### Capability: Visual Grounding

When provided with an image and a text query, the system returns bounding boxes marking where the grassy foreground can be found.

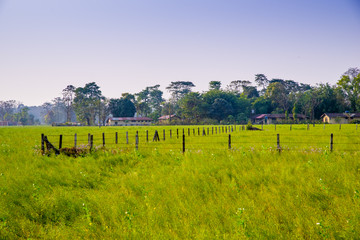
[0,126,360,239]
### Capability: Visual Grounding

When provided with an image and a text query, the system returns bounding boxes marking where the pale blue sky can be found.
[0,0,359,106]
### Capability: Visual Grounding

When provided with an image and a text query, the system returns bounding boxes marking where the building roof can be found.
[158,114,177,120]
[109,117,152,121]
[321,113,360,118]
[252,114,306,119]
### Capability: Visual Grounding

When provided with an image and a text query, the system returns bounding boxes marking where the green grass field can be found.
[1,124,360,239]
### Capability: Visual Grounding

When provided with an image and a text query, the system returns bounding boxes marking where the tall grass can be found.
[0,125,359,238]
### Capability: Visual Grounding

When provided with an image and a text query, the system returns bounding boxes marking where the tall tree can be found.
[179,92,204,122]
[0,100,17,121]
[41,102,55,124]
[135,85,164,117]
[254,74,269,92]
[52,97,66,123]
[265,82,289,112]
[166,81,195,101]
[62,85,76,122]
[337,67,360,112]
[73,82,104,125]
[227,80,251,95]
[209,81,221,91]
[109,98,136,117]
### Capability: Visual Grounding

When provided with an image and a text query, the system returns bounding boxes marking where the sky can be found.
[0,0,359,106]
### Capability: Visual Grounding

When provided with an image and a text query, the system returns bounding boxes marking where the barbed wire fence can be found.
[40,124,360,155]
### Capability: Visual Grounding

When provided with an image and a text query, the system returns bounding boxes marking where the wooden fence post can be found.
[277,134,281,153]
[163,129,165,141]
[188,128,190,136]
[170,129,172,139]
[212,127,214,135]
[330,133,333,152]
[203,127,206,136]
[115,132,118,144]
[41,134,45,153]
[307,124,309,130]
[90,135,93,151]
[135,131,139,150]
[102,133,105,147]
[198,127,200,135]
[177,129,179,139]
[59,135,63,150]
[215,127,217,134]
[290,124,292,131]
[228,134,231,150]
[207,127,209,135]
[126,132,129,144]
[339,124,341,130]
[74,133,77,148]
[182,133,185,154]
[88,133,91,145]
[146,130,149,142]
[193,128,195,136]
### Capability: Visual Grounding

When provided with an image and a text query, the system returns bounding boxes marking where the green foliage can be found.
[246,120,252,130]
[337,68,360,112]
[109,98,136,117]
[73,82,105,126]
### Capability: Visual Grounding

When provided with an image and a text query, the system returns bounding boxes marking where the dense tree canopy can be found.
[3,67,359,125]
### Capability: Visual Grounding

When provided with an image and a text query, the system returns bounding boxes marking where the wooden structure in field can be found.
[107,117,152,126]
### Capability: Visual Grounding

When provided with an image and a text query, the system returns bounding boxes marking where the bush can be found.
[246,120,253,130]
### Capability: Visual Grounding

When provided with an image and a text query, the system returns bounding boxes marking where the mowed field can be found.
[0,124,360,239]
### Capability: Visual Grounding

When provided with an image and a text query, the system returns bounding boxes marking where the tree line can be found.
[1,67,359,125]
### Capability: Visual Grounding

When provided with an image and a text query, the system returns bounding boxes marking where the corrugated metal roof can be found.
[109,117,152,121]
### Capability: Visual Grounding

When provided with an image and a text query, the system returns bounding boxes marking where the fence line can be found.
[41,130,360,155]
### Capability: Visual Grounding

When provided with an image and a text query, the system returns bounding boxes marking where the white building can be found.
[107,117,153,126]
